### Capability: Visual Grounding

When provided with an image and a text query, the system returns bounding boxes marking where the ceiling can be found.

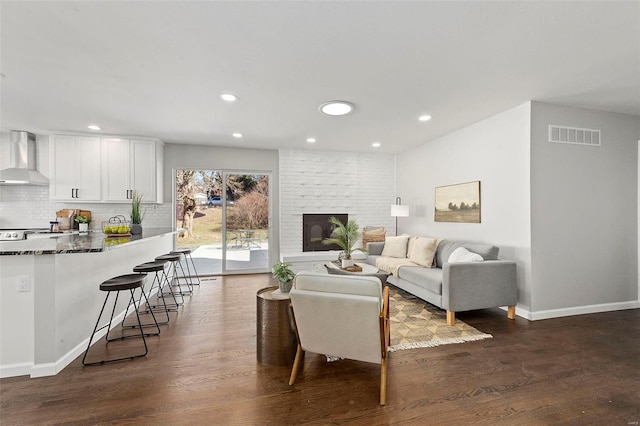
[1,1,638,154]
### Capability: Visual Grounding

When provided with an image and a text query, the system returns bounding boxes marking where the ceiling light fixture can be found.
[372,142,381,148]
[419,114,432,122]
[319,101,354,116]
[232,133,243,138]
[87,125,101,130]
[221,93,238,102]
[306,138,316,143]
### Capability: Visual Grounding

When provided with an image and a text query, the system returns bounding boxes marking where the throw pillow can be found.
[406,235,418,258]
[381,235,410,258]
[448,246,484,263]
[409,237,438,267]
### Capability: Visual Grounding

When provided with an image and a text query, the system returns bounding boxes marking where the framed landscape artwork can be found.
[434,181,481,223]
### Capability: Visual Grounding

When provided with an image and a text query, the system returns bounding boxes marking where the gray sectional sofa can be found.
[366,239,517,325]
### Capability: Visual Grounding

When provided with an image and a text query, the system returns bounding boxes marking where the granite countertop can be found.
[0,228,177,256]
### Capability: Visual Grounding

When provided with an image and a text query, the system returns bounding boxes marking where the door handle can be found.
[75,188,79,198]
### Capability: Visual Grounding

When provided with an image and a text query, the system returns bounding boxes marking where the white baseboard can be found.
[0,362,33,379]
[509,300,640,321]
[28,287,164,378]
[30,309,128,378]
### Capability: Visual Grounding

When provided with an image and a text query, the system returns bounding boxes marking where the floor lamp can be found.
[390,197,409,236]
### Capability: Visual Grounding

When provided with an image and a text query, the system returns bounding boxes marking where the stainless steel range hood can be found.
[0,131,49,186]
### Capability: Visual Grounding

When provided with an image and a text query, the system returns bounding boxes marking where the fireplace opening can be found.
[303,214,348,252]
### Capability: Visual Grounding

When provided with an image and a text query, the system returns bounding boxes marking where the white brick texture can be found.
[278,149,396,254]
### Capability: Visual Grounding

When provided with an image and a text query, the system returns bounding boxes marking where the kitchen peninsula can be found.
[0,229,176,378]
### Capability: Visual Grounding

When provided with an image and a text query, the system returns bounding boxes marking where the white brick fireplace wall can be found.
[278,148,396,261]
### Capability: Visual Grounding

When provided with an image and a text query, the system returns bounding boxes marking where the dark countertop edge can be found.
[0,229,178,256]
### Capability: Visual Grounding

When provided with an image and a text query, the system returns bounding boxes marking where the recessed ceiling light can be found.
[306,138,316,143]
[372,142,381,148]
[419,114,432,122]
[88,125,101,130]
[232,133,243,138]
[221,93,238,102]
[319,101,354,116]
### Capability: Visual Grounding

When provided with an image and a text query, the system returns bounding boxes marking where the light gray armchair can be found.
[288,271,390,405]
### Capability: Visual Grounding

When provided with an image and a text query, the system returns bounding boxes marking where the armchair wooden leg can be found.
[289,345,304,385]
[446,311,455,326]
[507,305,516,320]
[380,357,387,406]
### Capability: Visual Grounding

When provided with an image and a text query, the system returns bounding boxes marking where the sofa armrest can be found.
[442,260,517,312]
[366,242,385,256]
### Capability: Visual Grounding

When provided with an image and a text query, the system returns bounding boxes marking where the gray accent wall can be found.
[530,102,639,313]
[397,101,640,319]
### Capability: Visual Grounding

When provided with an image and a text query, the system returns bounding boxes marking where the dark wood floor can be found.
[1,274,639,425]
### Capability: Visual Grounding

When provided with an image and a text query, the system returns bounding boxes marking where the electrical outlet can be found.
[17,275,30,292]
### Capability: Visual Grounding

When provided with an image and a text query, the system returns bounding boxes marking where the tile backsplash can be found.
[0,185,173,229]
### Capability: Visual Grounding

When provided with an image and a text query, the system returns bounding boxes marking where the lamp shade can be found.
[390,204,409,217]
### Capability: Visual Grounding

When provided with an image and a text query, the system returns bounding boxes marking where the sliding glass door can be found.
[175,170,270,275]
[223,173,270,272]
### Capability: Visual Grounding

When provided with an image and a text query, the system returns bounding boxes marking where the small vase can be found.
[341,258,354,268]
[279,280,293,294]
[131,224,143,235]
[78,223,89,233]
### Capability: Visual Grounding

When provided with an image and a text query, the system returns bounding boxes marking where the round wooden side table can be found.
[256,286,297,366]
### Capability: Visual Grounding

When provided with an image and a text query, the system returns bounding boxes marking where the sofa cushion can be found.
[397,266,443,295]
[436,240,499,267]
[365,241,385,256]
[408,237,438,267]
[436,240,461,268]
[448,246,483,263]
[462,243,499,260]
[365,254,380,266]
[381,235,410,258]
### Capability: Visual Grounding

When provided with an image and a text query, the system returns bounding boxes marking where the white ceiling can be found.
[1,1,639,154]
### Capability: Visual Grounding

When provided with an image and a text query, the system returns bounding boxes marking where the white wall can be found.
[530,102,639,316]
[278,149,396,254]
[396,103,533,312]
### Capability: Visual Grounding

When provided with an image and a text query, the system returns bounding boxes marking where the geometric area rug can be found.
[388,286,492,352]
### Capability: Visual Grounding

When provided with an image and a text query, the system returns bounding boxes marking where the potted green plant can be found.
[130,191,146,235]
[322,216,365,268]
[74,214,91,233]
[272,261,296,293]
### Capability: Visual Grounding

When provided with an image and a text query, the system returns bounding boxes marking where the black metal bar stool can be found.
[82,274,160,366]
[170,248,201,286]
[155,253,192,297]
[129,261,174,325]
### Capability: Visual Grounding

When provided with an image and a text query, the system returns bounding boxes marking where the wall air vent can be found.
[549,125,600,146]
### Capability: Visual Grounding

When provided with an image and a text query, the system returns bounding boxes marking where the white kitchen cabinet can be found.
[49,135,101,201]
[101,138,163,203]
